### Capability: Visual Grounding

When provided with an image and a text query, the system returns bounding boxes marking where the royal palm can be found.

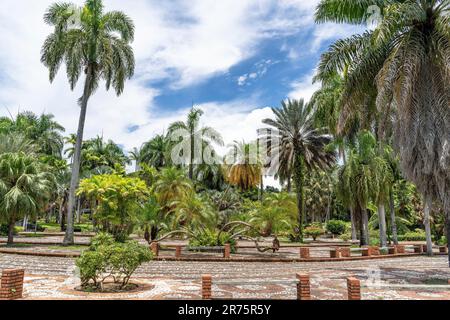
[41,0,135,244]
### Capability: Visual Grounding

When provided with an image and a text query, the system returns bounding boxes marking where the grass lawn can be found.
[0,243,33,248]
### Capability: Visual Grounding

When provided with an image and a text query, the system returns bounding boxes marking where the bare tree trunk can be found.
[389,191,398,245]
[423,193,434,256]
[378,202,388,247]
[64,66,93,245]
[350,207,357,241]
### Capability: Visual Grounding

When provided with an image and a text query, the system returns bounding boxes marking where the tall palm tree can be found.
[168,108,224,180]
[315,0,449,257]
[41,0,135,244]
[0,153,54,244]
[224,140,262,191]
[337,131,394,246]
[261,99,336,241]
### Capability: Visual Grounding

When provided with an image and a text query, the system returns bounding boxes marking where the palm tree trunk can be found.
[293,154,304,242]
[76,197,81,224]
[64,66,93,245]
[325,192,332,223]
[259,176,264,202]
[22,215,28,231]
[446,211,450,267]
[287,177,292,192]
[7,217,15,246]
[189,133,194,180]
[350,207,357,241]
[423,193,433,256]
[389,191,398,245]
[361,207,369,246]
[343,147,357,241]
[378,202,388,247]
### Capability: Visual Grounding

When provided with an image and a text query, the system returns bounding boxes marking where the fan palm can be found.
[168,108,224,179]
[0,133,36,155]
[0,153,55,244]
[41,0,135,244]
[315,0,449,256]
[261,99,336,241]
[0,111,65,157]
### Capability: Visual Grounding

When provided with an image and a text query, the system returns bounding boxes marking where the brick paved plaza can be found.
[1,253,449,300]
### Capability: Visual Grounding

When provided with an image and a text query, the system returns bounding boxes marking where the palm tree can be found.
[224,140,262,191]
[337,131,394,246]
[0,111,65,157]
[64,134,77,164]
[41,0,135,245]
[249,192,296,236]
[141,134,172,170]
[129,147,144,172]
[194,162,226,190]
[153,167,193,213]
[172,194,217,230]
[337,133,374,246]
[315,0,449,257]
[168,107,224,179]
[139,195,165,242]
[0,133,36,155]
[0,153,54,244]
[261,99,336,241]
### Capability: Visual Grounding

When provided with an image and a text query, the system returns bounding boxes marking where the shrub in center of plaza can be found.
[326,220,348,236]
[76,233,153,292]
[304,226,325,241]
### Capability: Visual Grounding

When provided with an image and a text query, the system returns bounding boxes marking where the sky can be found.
[0,0,363,182]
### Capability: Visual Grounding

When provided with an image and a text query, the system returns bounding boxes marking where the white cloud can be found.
[0,0,357,183]
[237,75,249,86]
[288,71,321,102]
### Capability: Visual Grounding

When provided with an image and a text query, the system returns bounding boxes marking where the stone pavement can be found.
[0,254,449,300]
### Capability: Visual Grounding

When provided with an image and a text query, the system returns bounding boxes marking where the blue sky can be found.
[0,0,363,153]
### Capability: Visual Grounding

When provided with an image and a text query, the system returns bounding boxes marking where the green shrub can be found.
[398,229,427,241]
[189,229,237,253]
[304,226,325,241]
[438,237,447,246]
[76,233,153,290]
[339,233,351,241]
[0,225,18,236]
[326,220,347,235]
